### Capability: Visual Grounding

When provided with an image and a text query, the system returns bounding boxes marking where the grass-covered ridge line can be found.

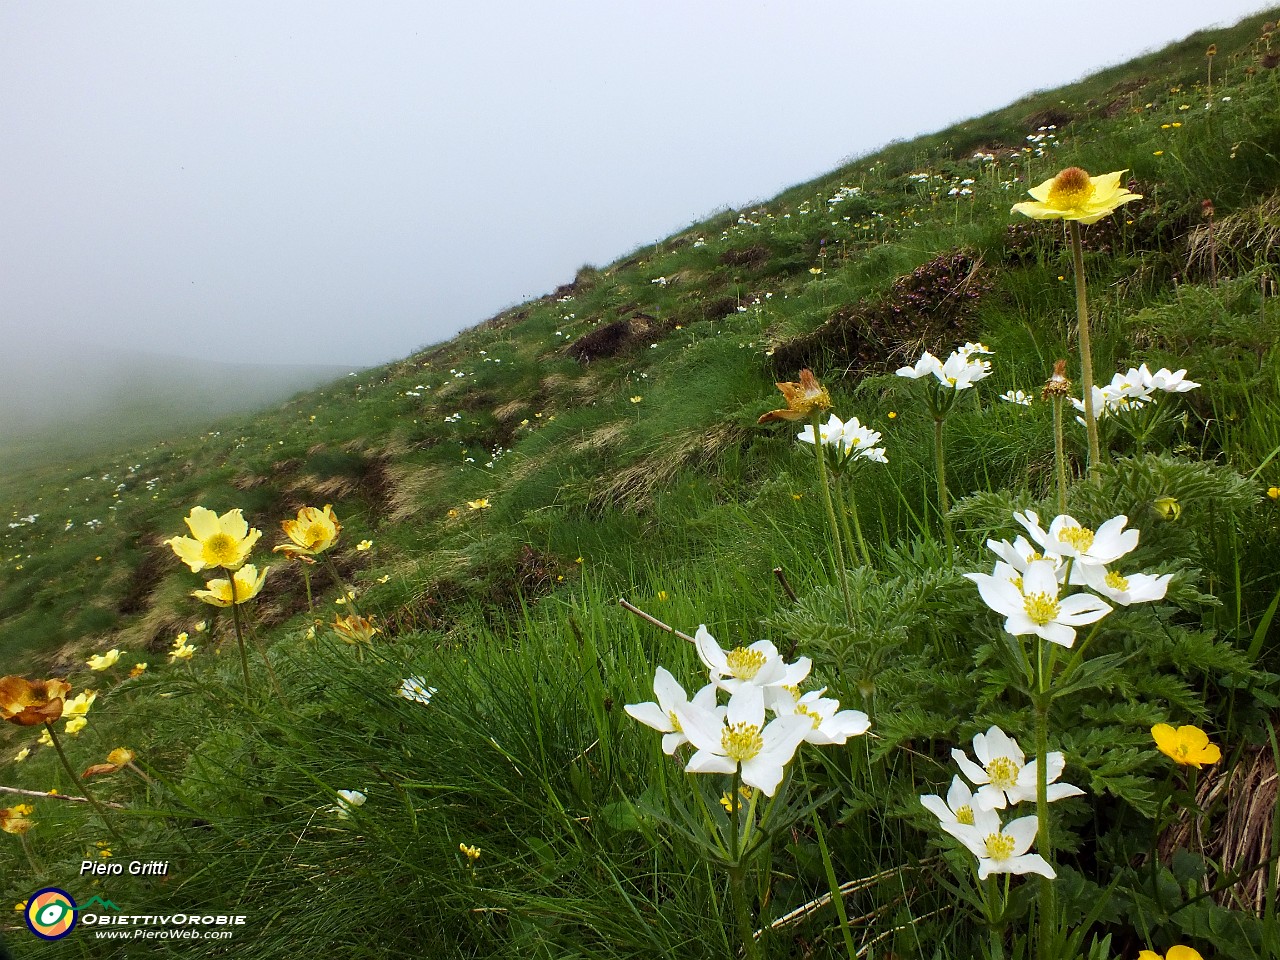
[5,10,1280,958]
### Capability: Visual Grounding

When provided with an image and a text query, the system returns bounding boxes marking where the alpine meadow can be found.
[9,11,1280,960]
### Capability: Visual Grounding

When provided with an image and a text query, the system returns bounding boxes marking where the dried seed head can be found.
[1041,359,1073,400]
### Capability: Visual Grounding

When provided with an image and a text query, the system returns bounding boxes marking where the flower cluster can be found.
[1071,364,1199,422]
[166,507,269,607]
[797,414,888,468]
[922,726,1082,878]
[896,342,993,393]
[625,626,868,796]
[967,510,1171,648]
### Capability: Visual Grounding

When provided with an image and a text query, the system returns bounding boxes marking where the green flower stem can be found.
[45,722,124,845]
[933,415,954,555]
[984,874,1007,960]
[227,575,253,691]
[1069,221,1101,472]
[322,554,363,618]
[1052,395,1068,514]
[301,564,313,612]
[811,411,854,622]
[834,472,873,568]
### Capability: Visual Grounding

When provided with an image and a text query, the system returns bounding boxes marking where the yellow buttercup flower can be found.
[169,642,197,663]
[1138,948,1204,960]
[357,539,373,551]
[467,499,491,510]
[1268,486,1280,500]
[62,690,96,720]
[64,716,88,735]
[192,564,268,607]
[758,369,832,423]
[14,747,30,762]
[1011,167,1142,225]
[129,662,148,678]
[1152,723,1221,768]
[86,649,121,671]
[166,506,261,572]
[276,504,342,557]
[83,747,136,779]
[460,842,481,862]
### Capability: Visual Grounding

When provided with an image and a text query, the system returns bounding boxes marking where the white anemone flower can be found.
[938,349,991,390]
[1014,510,1140,569]
[1143,366,1199,393]
[999,390,1033,406]
[625,666,722,755]
[694,625,811,694]
[797,413,847,448]
[397,676,437,705]
[948,806,1056,879]
[328,789,367,819]
[771,688,870,745]
[895,351,945,381]
[674,685,812,796]
[1078,564,1173,606]
[967,558,1111,647]
[951,726,1085,810]
[921,775,981,832]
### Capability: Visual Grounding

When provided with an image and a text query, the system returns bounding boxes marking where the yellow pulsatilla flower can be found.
[0,804,36,835]
[467,499,490,510]
[1011,167,1142,225]
[64,717,87,735]
[1152,723,1221,768]
[83,747,136,779]
[129,662,148,678]
[1139,948,1204,960]
[166,506,261,572]
[460,843,481,862]
[0,676,71,726]
[276,504,342,558]
[14,747,30,762]
[757,369,832,423]
[192,564,269,607]
[86,649,121,671]
[332,614,380,645]
[1153,497,1181,521]
[356,539,373,551]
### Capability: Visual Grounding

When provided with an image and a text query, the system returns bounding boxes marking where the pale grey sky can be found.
[1,1,1271,370]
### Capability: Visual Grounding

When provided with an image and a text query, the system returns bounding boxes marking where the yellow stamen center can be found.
[1023,592,1060,626]
[986,756,1021,789]
[304,523,330,547]
[721,722,764,762]
[985,832,1016,860]
[1105,570,1129,592]
[797,704,823,729]
[1009,574,1024,591]
[203,533,239,566]
[1047,167,1095,211]
[1058,525,1095,553]
[668,711,683,734]
[725,647,767,680]
[955,805,975,825]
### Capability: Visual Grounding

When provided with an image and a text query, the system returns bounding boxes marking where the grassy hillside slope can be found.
[5,11,1280,958]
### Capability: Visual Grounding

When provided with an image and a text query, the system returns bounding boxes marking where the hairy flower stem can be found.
[1052,395,1068,514]
[227,576,252,691]
[301,566,313,612]
[811,411,854,622]
[1069,221,1101,472]
[45,722,124,845]
[727,769,762,960]
[933,416,954,557]
[1035,639,1054,960]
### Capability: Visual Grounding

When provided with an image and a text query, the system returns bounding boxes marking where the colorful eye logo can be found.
[25,887,78,941]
